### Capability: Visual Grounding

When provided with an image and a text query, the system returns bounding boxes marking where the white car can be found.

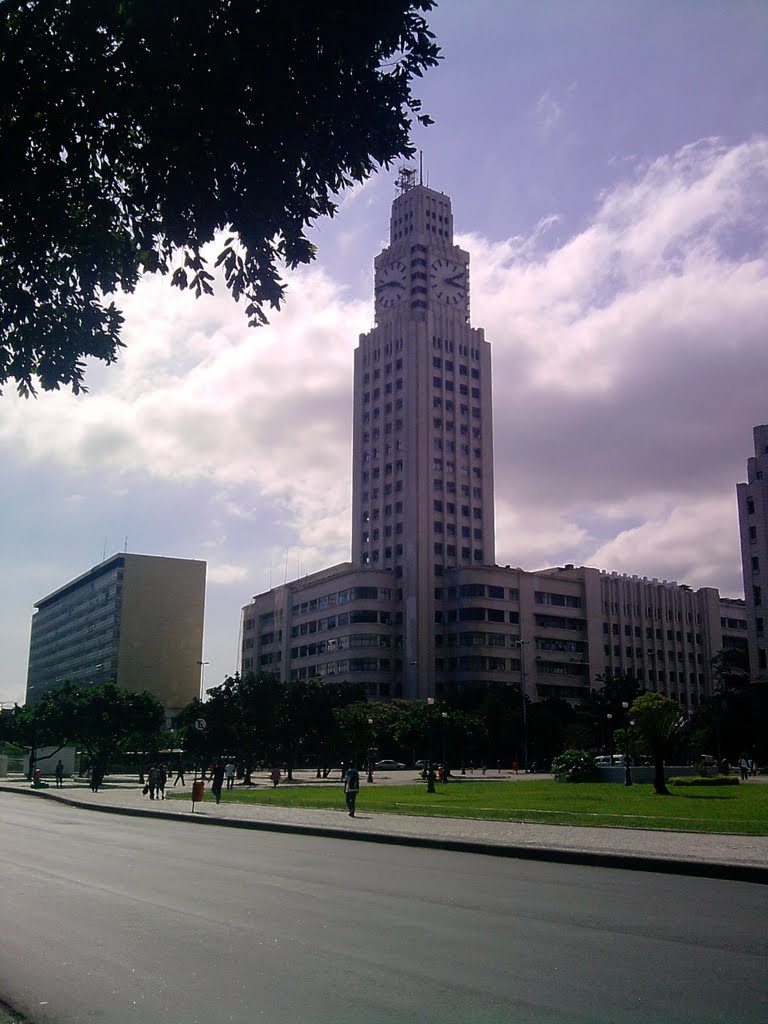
[374,759,406,770]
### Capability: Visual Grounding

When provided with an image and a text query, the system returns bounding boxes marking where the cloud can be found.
[207,562,249,585]
[1,136,765,598]
[465,135,768,592]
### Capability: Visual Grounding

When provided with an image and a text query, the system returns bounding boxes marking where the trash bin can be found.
[192,780,205,803]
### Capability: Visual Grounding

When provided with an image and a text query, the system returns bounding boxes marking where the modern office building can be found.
[737,424,768,682]
[241,173,738,706]
[26,552,206,715]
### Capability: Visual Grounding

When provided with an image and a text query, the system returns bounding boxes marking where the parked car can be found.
[414,759,429,770]
[374,759,406,770]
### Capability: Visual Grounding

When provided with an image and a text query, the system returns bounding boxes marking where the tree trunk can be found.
[653,754,669,795]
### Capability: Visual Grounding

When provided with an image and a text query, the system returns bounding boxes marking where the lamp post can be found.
[426,697,436,793]
[606,712,613,756]
[197,660,210,702]
[621,700,633,786]
[441,710,448,782]
[513,640,529,772]
[367,717,375,783]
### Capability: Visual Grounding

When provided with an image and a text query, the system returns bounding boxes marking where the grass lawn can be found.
[170,779,768,834]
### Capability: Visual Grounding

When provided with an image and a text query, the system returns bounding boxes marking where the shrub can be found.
[551,749,596,782]
[669,776,740,787]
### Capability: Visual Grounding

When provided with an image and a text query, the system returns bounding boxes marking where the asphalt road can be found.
[1,796,766,1024]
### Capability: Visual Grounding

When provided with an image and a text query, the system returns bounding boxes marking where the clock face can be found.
[375,261,407,307]
[430,258,467,305]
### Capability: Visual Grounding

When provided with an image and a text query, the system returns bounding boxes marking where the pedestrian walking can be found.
[343,764,360,817]
[90,764,103,792]
[148,764,159,800]
[173,759,186,787]
[739,754,750,781]
[225,761,236,790]
[54,759,64,788]
[270,766,281,788]
[157,764,167,799]
[211,762,225,804]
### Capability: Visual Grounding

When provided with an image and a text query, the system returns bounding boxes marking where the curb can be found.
[3,784,767,886]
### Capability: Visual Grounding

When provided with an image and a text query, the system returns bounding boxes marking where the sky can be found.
[2,1,768,706]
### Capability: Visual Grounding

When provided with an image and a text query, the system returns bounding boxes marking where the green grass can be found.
[170,779,768,834]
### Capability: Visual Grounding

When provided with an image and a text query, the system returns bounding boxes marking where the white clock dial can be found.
[430,258,467,305]
[375,261,407,307]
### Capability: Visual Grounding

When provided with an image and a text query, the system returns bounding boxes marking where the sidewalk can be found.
[2,775,767,884]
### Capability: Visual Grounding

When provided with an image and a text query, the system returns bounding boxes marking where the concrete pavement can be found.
[2,772,767,884]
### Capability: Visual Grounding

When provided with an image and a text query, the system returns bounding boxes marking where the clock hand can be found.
[445,274,465,286]
[375,281,403,291]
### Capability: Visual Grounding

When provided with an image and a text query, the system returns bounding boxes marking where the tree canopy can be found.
[629,692,685,795]
[13,681,165,775]
[0,1,440,394]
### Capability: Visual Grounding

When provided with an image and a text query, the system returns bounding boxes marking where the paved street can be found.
[1,796,767,1024]
[3,774,767,878]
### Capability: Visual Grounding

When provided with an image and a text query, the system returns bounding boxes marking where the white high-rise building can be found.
[737,424,768,682]
[241,174,732,706]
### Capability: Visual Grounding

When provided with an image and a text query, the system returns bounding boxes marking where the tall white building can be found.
[241,175,734,706]
[737,424,768,682]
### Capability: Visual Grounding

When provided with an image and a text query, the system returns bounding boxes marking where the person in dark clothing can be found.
[54,760,64,788]
[343,764,360,817]
[211,762,225,804]
[173,759,186,786]
[157,764,167,799]
[148,764,158,799]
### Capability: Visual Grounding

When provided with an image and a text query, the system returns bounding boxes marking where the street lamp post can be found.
[197,660,210,702]
[622,700,633,786]
[367,717,375,783]
[513,640,529,772]
[606,712,613,756]
[441,710,448,782]
[426,697,436,793]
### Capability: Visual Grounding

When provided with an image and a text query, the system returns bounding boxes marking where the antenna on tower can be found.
[396,165,417,195]
[419,151,423,185]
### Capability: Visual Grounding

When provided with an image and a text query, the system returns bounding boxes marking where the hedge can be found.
[669,776,740,787]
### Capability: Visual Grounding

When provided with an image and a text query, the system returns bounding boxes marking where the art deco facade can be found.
[241,176,742,706]
[27,552,206,715]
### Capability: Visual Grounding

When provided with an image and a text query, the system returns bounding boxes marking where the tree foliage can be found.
[0,1,440,394]
[629,693,685,795]
[14,682,165,775]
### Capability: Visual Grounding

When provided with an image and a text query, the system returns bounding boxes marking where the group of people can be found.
[739,755,759,780]
[145,764,168,799]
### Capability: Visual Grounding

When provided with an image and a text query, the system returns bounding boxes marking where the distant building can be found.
[737,424,768,682]
[26,553,206,716]
[241,175,734,707]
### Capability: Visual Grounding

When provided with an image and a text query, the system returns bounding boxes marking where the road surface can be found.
[1,795,766,1023]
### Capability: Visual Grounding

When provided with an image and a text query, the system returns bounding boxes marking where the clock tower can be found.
[352,172,496,699]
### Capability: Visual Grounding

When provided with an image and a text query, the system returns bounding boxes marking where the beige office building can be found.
[241,175,738,706]
[27,552,206,715]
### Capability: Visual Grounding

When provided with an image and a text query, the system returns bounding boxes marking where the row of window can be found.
[603,622,703,643]
[362,358,403,384]
[432,419,482,439]
[289,587,394,617]
[291,633,400,658]
[534,592,582,609]
[432,337,480,360]
[432,357,480,380]
[435,607,519,624]
[604,644,701,663]
[290,609,402,637]
[602,599,702,624]
[434,656,510,672]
